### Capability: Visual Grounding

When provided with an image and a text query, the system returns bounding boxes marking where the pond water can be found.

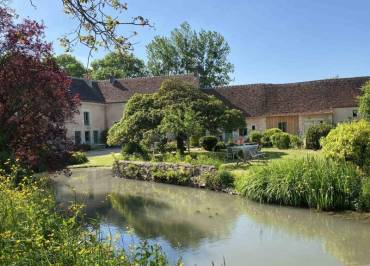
[53,168,370,266]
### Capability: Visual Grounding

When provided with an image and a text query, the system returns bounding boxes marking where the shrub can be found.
[321,120,370,169]
[205,170,234,190]
[360,177,370,211]
[236,157,367,211]
[190,135,201,147]
[200,136,218,151]
[215,141,226,151]
[289,135,303,149]
[0,177,169,265]
[261,128,282,147]
[122,142,149,160]
[152,169,191,185]
[165,141,177,152]
[75,143,91,151]
[271,132,291,149]
[68,151,88,165]
[249,131,263,144]
[305,123,333,150]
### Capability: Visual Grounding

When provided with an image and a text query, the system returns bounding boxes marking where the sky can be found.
[9,0,370,85]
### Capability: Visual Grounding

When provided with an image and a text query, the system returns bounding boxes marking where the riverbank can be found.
[74,148,369,212]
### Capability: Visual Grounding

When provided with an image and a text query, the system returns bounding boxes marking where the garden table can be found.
[231,144,259,159]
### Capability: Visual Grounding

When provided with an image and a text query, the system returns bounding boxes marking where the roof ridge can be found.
[94,73,196,82]
[211,76,370,90]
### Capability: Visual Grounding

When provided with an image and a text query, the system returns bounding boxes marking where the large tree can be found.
[146,22,234,88]
[359,81,370,121]
[0,7,79,171]
[108,79,245,153]
[90,52,147,80]
[55,54,86,78]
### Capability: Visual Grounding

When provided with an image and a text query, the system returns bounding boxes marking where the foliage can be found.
[0,8,79,171]
[236,157,368,211]
[90,52,147,80]
[68,151,88,165]
[100,129,109,146]
[200,136,218,151]
[108,79,244,153]
[220,109,246,132]
[305,123,333,150]
[321,120,370,169]
[190,135,201,147]
[215,141,226,151]
[289,135,303,149]
[55,53,86,77]
[160,107,202,154]
[271,132,291,149]
[121,142,148,160]
[0,176,170,265]
[205,170,234,190]
[249,131,263,144]
[152,169,192,186]
[359,81,370,121]
[261,128,282,147]
[146,22,234,88]
[74,143,91,152]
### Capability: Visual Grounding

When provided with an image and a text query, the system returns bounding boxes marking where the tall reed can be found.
[236,157,368,211]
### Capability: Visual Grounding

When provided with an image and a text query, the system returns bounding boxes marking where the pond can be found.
[53,168,370,266]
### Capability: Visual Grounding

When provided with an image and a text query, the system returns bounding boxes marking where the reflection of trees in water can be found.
[54,168,243,249]
[243,203,370,266]
[107,179,243,249]
[54,168,370,265]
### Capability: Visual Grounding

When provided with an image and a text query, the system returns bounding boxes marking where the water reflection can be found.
[53,168,370,266]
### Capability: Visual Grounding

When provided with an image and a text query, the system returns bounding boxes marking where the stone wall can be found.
[112,160,217,187]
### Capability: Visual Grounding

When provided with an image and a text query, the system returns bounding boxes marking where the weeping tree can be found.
[107,79,245,154]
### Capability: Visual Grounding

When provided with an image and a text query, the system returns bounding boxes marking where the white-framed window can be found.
[93,130,99,144]
[85,131,90,143]
[83,111,90,126]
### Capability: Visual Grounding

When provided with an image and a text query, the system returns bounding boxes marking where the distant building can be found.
[67,74,367,145]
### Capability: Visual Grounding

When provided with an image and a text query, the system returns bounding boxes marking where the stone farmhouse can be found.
[67,74,367,145]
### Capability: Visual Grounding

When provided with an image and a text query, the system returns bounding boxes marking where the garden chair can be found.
[247,148,267,163]
[226,147,238,160]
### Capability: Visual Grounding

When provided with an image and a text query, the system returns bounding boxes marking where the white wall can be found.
[298,113,333,135]
[66,102,106,144]
[106,102,125,129]
[333,107,360,124]
[246,117,266,132]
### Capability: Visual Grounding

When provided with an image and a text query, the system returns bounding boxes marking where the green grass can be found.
[234,157,370,211]
[72,147,320,170]
[0,176,169,265]
[69,152,123,168]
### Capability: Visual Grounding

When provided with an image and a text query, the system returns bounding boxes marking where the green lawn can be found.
[71,147,321,170]
[69,152,123,168]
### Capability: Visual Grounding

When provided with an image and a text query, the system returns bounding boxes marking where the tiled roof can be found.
[70,78,105,103]
[205,76,369,117]
[96,74,199,103]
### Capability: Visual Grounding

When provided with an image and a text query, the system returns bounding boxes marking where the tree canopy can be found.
[55,54,86,78]
[359,81,370,121]
[0,7,79,171]
[108,79,245,153]
[90,52,147,80]
[146,22,234,89]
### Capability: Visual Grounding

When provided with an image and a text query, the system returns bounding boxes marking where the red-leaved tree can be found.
[0,7,79,171]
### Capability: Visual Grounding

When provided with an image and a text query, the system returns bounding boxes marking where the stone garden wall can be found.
[112,160,217,187]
